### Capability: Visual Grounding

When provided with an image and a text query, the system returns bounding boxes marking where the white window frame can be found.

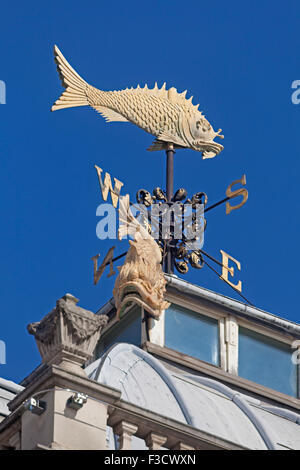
[236,318,299,397]
[160,295,298,394]
[163,294,226,369]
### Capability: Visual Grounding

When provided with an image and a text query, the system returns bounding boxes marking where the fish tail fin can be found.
[51,45,89,111]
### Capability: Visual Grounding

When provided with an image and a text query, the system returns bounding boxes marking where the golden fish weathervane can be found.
[51,46,224,159]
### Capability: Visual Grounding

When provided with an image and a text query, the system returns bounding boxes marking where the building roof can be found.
[0,378,23,421]
[97,275,300,338]
[85,343,300,450]
[165,274,300,337]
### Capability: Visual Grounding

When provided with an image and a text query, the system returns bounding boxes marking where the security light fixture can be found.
[24,397,46,415]
[67,392,88,410]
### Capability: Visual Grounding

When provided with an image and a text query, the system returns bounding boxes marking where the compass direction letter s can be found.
[226,174,248,215]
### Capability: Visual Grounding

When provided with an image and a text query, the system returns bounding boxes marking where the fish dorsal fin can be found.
[131,82,200,112]
[93,105,128,122]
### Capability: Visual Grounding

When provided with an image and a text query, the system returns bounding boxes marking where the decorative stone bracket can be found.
[27,294,108,376]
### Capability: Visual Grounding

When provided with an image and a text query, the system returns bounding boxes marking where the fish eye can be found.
[202,123,211,132]
[196,121,201,129]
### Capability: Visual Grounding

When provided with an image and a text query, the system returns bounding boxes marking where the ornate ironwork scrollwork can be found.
[134,186,208,274]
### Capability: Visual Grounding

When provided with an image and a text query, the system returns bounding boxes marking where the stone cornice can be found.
[7,363,122,414]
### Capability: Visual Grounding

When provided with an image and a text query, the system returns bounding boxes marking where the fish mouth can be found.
[192,140,224,159]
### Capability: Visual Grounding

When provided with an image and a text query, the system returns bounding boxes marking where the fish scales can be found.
[88,88,180,137]
[52,45,224,158]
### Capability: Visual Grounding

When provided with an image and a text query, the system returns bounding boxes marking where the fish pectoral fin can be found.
[147,136,188,152]
[93,106,129,122]
[147,139,167,152]
[156,130,188,148]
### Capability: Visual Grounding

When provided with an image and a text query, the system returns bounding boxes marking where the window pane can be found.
[239,327,298,397]
[165,304,219,366]
[96,306,141,356]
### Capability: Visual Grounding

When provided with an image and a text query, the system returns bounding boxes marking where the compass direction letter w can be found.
[92,247,116,285]
[95,165,124,208]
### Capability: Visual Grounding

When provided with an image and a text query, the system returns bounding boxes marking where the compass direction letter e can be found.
[220,250,242,292]
[226,174,248,215]
[95,165,124,208]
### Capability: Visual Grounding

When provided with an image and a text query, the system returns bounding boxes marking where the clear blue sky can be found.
[1,0,300,382]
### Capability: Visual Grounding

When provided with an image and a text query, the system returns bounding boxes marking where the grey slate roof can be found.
[86,343,300,450]
[0,378,23,420]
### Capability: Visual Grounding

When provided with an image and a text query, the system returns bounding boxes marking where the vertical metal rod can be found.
[166,144,174,201]
[165,143,175,274]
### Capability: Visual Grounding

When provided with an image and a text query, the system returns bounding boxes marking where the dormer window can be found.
[95,283,300,403]
[165,304,219,366]
[238,327,298,397]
